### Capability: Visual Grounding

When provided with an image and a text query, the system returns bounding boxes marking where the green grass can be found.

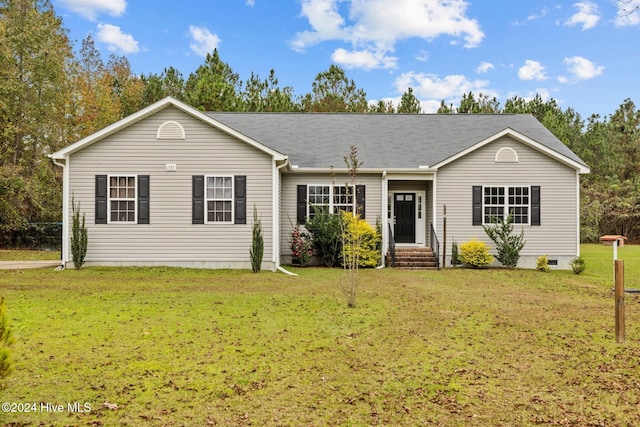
[1,245,639,426]
[0,250,61,261]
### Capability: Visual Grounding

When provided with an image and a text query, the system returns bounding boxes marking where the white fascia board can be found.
[50,97,287,162]
[430,128,590,174]
[285,167,437,174]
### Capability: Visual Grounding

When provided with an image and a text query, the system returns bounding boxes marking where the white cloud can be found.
[563,56,604,80]
[246,0,255,5]
[189,26,222,57]
[565,2,600,30]
[615,0,640,26]
[332,48,397,70]
[477,61,494,74]
[513,7,549,25]
[518,60,547,81]
[291,0,484,70]
[57,0,126,21]
[96,24,139,54]
[394,71,495,112]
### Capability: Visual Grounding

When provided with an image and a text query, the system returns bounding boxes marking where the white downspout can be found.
[274,159,297,276]
[50,156,68,268]
[378,170,388,268]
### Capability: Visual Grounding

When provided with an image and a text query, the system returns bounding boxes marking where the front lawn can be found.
[0,246,639,426]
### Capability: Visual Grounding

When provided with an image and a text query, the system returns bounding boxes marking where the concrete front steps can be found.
[386,247,438,270]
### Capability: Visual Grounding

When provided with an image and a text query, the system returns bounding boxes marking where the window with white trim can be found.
[307,185,354,218]
[109,176,136,222]
[206,176,233,222]
[484,186,529,224]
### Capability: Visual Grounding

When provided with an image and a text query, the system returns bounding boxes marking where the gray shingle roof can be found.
[207,112,587,170]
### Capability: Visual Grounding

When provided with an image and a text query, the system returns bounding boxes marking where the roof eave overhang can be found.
[430,128,590,174]
[285,167,437,174]
[50,97,287,162]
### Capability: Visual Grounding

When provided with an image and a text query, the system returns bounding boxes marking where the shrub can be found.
[249,205,263,273]
[0,297,13,387]
[459,239,493,268]
[341,212,381,268]
[570,256,586,275]
[71,195,88,269]
[305,206,342,267]
[451,240,460,266]
[483,215,525,268]
[290,223,313,266]
[536,255,550,272]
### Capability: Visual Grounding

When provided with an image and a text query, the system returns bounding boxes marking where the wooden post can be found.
[615,259,625,344]
[442,205,447,269]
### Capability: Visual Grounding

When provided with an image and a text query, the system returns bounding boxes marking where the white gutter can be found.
[49,155,68,268]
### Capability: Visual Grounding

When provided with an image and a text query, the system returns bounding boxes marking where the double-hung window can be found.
[109,176,136,222]
[483,186,529,224]
[307,185,354,219]
[96,175,149,224]
[206,176,233,223]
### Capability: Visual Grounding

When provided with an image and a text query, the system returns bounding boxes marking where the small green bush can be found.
[451,240,460,266]
[483,215,525,268]
[536,255,550,272]
[459,239,493,268]
[570,256,586,274]
[290,223,313,266]
[305,206,342,267]
[250,205,263,273]
[71,195,88,269]
[341,212,381,268]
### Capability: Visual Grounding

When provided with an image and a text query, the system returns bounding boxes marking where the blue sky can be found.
[53,0,640,118]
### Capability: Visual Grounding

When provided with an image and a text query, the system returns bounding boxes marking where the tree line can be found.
[1,0,639,244]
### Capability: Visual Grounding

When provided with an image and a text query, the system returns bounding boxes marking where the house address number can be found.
[165,163,177,172]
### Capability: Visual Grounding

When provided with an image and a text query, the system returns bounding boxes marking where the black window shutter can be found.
[192,175,204,224]
[356,185,366,219]
[95,175,107,224]
[234,175,246,224]
[137,175,150,224]
[531,186,541,226]
[472,186,482,226]
[297,185,307,224]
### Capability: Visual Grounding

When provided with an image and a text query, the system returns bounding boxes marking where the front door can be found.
[394,193,415,243]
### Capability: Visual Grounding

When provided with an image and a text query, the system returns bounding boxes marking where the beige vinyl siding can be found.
[435,136,579,268]
[67,106,275,269]
[279,172,383,261]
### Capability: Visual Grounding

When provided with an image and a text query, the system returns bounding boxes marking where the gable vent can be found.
[495,147,518,163]
[157,121,186,140]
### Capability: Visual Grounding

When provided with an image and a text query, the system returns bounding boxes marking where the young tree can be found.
[483,215,526,268]
[341,145,364,308]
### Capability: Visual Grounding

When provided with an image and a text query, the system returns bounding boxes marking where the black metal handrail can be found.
[430,224,440,270]
[388,223,396,267]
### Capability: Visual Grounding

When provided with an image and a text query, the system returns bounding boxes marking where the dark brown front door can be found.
[394,193,415,243]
